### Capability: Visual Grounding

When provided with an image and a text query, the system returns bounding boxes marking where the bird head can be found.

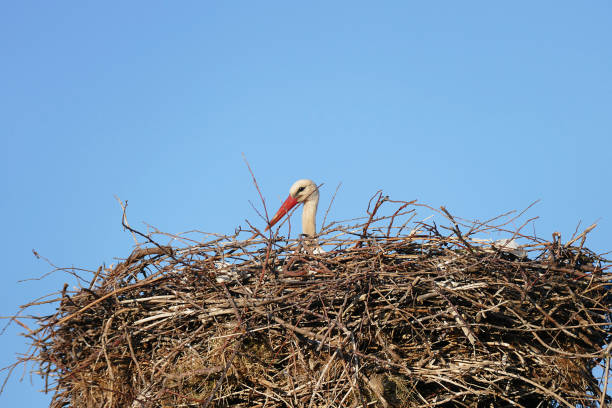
[265,179,318,231]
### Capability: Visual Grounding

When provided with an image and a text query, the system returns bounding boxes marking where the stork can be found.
[266,179,319,237]
[216,179,322,283]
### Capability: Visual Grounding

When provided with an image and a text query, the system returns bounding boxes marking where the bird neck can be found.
[301,196,318,237]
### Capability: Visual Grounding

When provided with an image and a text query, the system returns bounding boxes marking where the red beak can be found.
[265,195,298,231]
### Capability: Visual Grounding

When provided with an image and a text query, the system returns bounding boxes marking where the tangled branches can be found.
[5,195,612,407]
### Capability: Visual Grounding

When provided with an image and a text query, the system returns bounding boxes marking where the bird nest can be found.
[5,194,612,407]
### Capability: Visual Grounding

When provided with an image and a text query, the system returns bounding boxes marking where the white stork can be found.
[266,179,326,256]
[266,178,325,257]
[265,179,319,237]
[215,179,322,283]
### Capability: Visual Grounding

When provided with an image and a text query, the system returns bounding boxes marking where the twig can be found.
[322,182,342,230]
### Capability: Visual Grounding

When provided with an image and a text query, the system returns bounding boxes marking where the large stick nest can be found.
[7,195,612,407]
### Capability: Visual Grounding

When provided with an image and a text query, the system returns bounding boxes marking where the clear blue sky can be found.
[1,2,610,405]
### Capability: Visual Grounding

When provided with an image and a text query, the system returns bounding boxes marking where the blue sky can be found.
[1,2,610,405]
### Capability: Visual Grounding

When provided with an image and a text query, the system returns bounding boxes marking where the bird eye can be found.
[297,186,305,193]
